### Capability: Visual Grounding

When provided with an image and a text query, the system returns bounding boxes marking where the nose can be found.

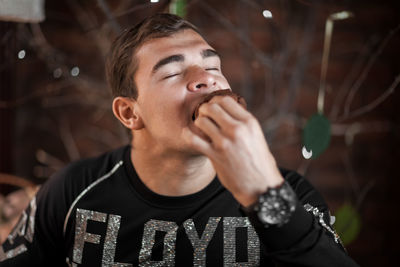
[187,67,217,92]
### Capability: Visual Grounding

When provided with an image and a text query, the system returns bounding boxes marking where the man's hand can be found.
[183,96,284,207]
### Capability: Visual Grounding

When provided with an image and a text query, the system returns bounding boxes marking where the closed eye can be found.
[205,68,219,71]
[163,73,181,79]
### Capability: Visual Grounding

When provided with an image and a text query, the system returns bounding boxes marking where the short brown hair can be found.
[106,13,201,99]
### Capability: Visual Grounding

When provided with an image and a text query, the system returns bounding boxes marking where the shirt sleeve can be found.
[242,168,360,267]
[0,169,70,267]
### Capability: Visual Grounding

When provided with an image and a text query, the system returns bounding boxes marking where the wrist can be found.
[234,170,285,207]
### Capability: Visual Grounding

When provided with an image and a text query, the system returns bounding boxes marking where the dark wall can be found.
[0,22,16,194]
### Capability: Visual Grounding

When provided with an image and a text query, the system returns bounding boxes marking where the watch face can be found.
[256,182,297,226]
[258,195,289,224]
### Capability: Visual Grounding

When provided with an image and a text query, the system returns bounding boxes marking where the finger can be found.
[182,128,214,157]
[198,102,238,131]
[216,96,251,122]
[194,116,226,146]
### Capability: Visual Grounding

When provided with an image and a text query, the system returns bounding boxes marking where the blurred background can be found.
[0,0,399,266]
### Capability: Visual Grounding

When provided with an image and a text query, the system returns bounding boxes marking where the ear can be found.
[112,97,144,130]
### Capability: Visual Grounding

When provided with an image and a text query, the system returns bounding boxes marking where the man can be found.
[0,13,359,266]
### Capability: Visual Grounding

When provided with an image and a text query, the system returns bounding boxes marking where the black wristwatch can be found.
[245,181,297,227]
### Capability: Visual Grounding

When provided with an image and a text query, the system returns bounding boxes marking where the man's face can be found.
[133,29,231,153]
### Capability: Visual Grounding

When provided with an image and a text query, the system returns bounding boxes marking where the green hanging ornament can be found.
[302,113,331,159]
[334,203,361,245]
[169,0,187,18]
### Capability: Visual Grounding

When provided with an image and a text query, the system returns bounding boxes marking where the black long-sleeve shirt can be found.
[0,145,359,266]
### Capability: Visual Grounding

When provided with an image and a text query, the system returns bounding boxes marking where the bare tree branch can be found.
[198,1,274,68]
[36,149,66,169]
[343,24,400,117]
[297,158,312,177]
[66,0,112,56]
[342,152,360,195]
[59,117,81,161]
[329,37,376,120]
[339,73,400,121]
[0,79,75,108]
[355,180,375,210]
[96,0,121,34]
[268,10,315,138]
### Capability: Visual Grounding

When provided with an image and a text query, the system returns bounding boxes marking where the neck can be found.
[130,138,216,197]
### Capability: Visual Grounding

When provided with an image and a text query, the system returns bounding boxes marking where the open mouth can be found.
[191,89,247,121]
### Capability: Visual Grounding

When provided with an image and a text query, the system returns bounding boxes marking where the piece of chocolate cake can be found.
[193,89,247,120]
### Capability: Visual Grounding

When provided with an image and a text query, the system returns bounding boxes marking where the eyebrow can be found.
[201,49,219,58]
[151,49,220,74]
[152,54,184,74]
